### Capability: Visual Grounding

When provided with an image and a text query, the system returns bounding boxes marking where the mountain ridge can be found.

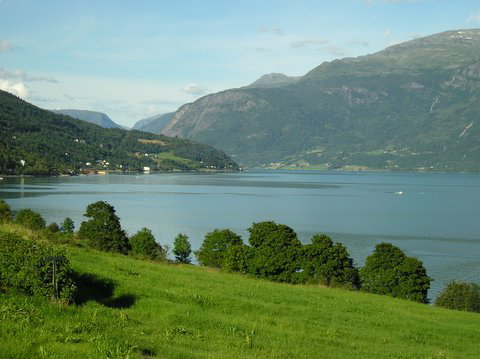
[50,109,123,129]
[160,29,480,172]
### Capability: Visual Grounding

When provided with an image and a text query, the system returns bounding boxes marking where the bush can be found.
[435,281,480,312]
[130,228,164,260]
[78,201,129,254]
[14,208,46,231]
[173,234,192,263]
[301,234,360,289]
[247,221,302,283]
[196,229,243,268]
[0,231,76,302]
[47,222,60,233]
[360,242,431,303]
[0,200,12,223]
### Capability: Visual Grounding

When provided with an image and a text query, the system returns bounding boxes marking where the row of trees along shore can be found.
[0,199,479,312]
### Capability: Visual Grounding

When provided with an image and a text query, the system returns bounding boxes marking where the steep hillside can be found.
[162,29,480,172]
[133,112,175,133]
[51,109,122,129]
[0,91,239,175]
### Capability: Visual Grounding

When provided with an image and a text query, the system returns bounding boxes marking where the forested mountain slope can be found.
[0,91,239,175]
[161,29,480,172]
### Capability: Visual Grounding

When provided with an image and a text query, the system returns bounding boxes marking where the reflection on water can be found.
[1,170,479,299]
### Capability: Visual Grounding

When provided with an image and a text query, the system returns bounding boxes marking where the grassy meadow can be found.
[0,228,480,358]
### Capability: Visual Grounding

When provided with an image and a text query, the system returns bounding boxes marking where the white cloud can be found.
[348,39,370,47]
[290,38,329,49]
[0,67,58,83]
[0,79,30,98]
[466,11,480,24]
[258,26,284,36]
[182,83,209,96]
[367,0,420,3]
[0,39,11,53]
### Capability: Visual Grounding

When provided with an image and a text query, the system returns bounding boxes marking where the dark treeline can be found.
[1,199,479,312]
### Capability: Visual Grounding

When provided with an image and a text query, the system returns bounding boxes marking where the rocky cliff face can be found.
[161,29,480,171]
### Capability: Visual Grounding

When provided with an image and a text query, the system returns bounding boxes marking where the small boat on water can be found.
[394,191,403,195]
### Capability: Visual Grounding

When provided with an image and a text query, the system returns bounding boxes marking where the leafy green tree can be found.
[0,200,12,223]
[435,281,480,313]
[302,234,360,289]
[78,201,129,254]
[173,233,192,263]
[14,208,46,231]
[196,229,242,268]
[360,242,431,303]
[223,244,253,274]
[247,221,302,283]
[60,217,75,234]
[130,227,164,260]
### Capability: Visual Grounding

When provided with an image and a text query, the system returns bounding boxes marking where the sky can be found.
[1,0,480,127]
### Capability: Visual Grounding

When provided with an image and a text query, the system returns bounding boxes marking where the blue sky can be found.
[1,0,479,126]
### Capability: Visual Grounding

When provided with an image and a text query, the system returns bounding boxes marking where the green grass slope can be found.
[1,239,479,358]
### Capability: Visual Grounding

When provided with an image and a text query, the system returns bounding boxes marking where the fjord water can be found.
[1,170,479,299]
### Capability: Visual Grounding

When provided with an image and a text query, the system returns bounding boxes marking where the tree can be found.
[173,233,192,263]
[130,227,164,260]
[301,234,360,289]
[14,208,46,231]
[360,242,431,303]
[196,229,242,268]
[60,217,75,234]
[435,281,480,313]
[247,221,302,283]
[223,244,253,274]
[0,200,12,223]
[78,201,129,254]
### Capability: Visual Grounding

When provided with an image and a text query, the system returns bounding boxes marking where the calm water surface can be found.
[1,170,479,299]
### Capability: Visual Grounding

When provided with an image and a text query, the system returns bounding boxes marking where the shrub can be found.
[78,201,129,254]
[0,231,76,302]
[173,234,192,263]
[0,200,12,223]
[301,234,360,289]
[14,208,46,231]
[196,229,243,268]
[435,281,480,312]
[247,221,302,283]
[130,228,164,260]
[47,222,60,233]
[360,242,431,303]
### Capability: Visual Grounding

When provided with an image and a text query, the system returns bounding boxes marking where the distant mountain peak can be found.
[246,73,300,88]
[50,109,122,129]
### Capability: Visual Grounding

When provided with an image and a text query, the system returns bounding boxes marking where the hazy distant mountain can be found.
[161,29,480,172]
[245,73,300,88]
[132,112,175,133]
[51,109,122,129]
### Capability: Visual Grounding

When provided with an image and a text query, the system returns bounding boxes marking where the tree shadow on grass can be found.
[73,272,136,309]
